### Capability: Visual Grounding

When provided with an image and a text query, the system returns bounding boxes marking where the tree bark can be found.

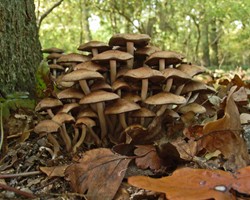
[0,0,42,96]
[201,19,210,67]
[210,18,219,66]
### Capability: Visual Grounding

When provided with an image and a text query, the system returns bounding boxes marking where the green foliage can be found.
[35,0,250,68]
[0,92,35,120]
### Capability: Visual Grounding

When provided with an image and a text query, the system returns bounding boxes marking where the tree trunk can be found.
[201,20,210,67]
[210,18,219,66]
[0,0,42,96]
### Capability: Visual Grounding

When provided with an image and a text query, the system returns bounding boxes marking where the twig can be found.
[0,183,36,199]
[37,0,64,30]
[0,171,41,179]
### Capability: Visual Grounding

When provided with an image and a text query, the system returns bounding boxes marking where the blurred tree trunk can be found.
[201,20,211,67]
[79,0,92,43]
[0,0,42,96]
[210,18,219,66]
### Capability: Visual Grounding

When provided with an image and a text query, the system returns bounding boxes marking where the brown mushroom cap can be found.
[145,51,184,66]
[105,98,140,115]
[123,66,165,82]
[49,64,65,70]
[75,117,96,128]
[181,80,215,94]
[62,69,104,82]
[122,92,142,103]
[178,103,206,114]
[77,108,98,118]
[109,33,151,48]
[52,113,75,125]
[35,98,63,112]
[177,63,206,77]
[34,120,61,133]
[42,47,64,54]
[47,53,63,60]
[77,41,111,53]
[135,46,161,58]
[144,92,186,105]
[129,107,156,118]
[79,90,120,104]
[92,50,133,63]
[90,80,112,92]
[57,53,90,63]
[57,88,84,100]
[112,79,131,92]
[73,61,107,72]
[58,102,80,113]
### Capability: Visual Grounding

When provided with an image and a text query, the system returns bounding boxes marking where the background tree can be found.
[0,0,42,96]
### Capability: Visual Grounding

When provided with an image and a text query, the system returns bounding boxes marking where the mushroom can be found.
[129,107,156,126]
[78,41,111,56]
[112,78,131,96]
[123,66,165,101]
[135,45,161,66]
[42,47,64,54]
[62,69,104,95]
[73,117,96,152]
[109,33,151,68]
[79,90,120,139]
[105,98,140,130]
[57,88,84,102]
[177,63,206,77]
[144,92,187,116]
[48,64,64,78]
[35,98,63,118]
[52,112,75,151]
[34,120,61,159]
[92,50,133,84]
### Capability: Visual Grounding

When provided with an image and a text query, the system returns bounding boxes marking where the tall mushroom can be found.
[79,90,120,139]
[78,41,111,56]
[109,33,151,68]
[92,50,133,84]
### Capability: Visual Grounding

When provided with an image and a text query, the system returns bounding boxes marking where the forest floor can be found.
[0,67,250,200]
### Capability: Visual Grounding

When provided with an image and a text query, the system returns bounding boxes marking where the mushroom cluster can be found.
[35,33,214,157]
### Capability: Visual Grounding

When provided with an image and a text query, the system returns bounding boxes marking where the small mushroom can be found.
[35,98,63,118]
[78,41,111,56]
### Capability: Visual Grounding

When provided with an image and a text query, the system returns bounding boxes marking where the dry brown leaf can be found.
[65,148,132,200]
[128,166,250,200]
[40,165,68,178]
[202,86,249,169]
[134,145,161,170]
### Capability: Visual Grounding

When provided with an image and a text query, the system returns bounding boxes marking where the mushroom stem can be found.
[61,124,72,152]
[156,105,168,116]
[110,60,117,84]
[92,48,98,56]
[72,127,79,145]
[89,127,101,145]
[47,133,60,159]
[159,59,165,71]
[119,113,128,129]
[175,84,185,95]
[127,41,134,68]
[47,109,55,118]
[79,80,91,94]
[73,126,86,153]
[96,102,107,139]
[141,79,149,101]
[164,78,173,92]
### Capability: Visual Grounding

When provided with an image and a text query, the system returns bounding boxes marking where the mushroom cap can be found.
[56,75,75,88]
[181,80,215,94]
[129,107,156,118]
[57,88,84,99]
[90,80,112,92]
[57,53,90,63]
[47,53,63,60]
[58,102,80,113]
[77,107,98,118]
[49,64,65,70]
[112,79,131,92]
[123,66,165,82]
[75,117,96,127]
[80,90,120,104]
[178,103,206,114]
[105,98,140,115]
[77,41,111,53]
[62,69,104,82]
[35,98,63,112]
[52,113,75,125]
[135,46,161,57]
[144,92,186,105]
[34,120,60,133]
[92,50,133,63]
[162,68,191,80]
[42,47,64,54]
[109,33,151,48]
[122,92,142,103]
[73,61,107,72]
[177,63,206,77]
[145,51,184,66]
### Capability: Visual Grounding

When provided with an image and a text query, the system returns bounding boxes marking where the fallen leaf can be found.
[128,166,250,200]
[134,145,161,170]
[202,86,249,169]
[65,148,133,200]
[40,165,68,178]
